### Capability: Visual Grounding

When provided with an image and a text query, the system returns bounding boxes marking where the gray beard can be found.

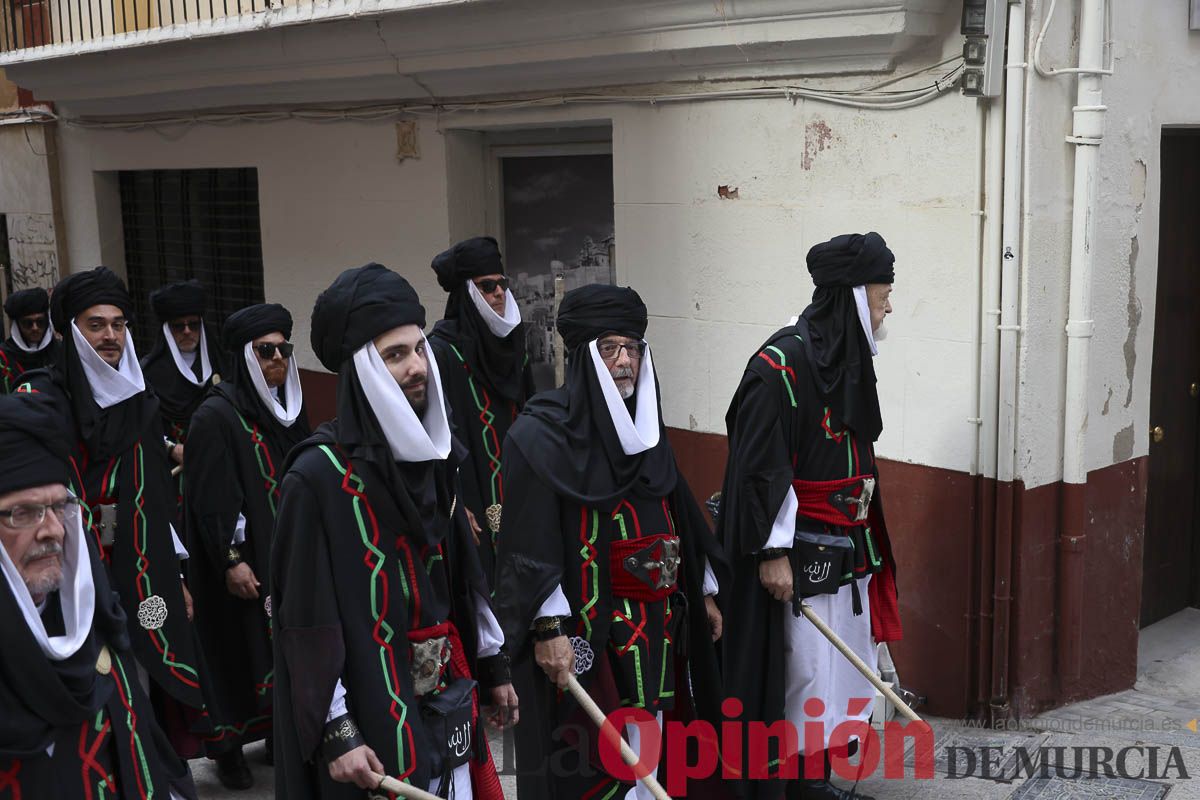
[873,321,888,343]
[618,382,635,400]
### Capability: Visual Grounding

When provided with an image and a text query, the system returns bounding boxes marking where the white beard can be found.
[872,321,888,343]
[618,382,635,400]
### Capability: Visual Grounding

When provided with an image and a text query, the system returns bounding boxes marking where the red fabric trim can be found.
[791,475,872,527]
[442,623,505,800]
[867,503,903,643]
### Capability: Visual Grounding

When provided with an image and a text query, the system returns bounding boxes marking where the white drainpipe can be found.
[1057,0,1109,682]
[1061,0,1108,490]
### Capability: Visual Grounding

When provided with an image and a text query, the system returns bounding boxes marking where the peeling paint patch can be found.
[1113,423,1134,463]
[717,185,739,199]
[1102,385,1113,416]
[688,414,699,431]
[802,120,833,170]
[1124,235,1141,408]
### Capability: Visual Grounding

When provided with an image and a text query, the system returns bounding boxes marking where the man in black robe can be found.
[18,266,213,758]
[140,279,227,513]
[428,236,534,584]
[272,263,516,799]
[0,391,199,799]
[493,284,728,799]
[1,287,61,393]
[717,233,903,800]
[186,302,310,789]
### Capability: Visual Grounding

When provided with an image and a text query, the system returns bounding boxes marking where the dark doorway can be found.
[1141,130,1200,627]
[118,168,265,354]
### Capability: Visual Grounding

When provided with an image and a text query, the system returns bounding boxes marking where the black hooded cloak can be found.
[427,237,534,583]
[716,233,902,800]
[492,284,729,799]
[0,392,199,799]
[271,263,505,799]
[184,303,309,754]
[1,287,61,393]
[18,267,213,748]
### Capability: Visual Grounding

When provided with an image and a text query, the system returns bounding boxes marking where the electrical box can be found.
[960,0,1008,98]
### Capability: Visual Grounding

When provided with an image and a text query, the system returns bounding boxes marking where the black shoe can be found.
[263,736,274,766]
[215,747,254,791]
[799,780,875,800]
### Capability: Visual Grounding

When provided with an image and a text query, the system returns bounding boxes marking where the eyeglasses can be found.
[169,319,202,333]
[17,316,48,332]
[255,341,294,359]
[474,277,509,294]
[597,340,647,361]
[0,497,80,529]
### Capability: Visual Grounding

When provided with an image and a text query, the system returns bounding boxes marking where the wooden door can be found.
[1141,131,1200,627]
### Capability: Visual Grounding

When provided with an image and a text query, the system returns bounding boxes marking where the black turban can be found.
[0,392,70,496]
[431,236,504,293]
[311,263,426,372]
[556,284,648,353]
[150,280,206,321]
[223,304,293,350]
[49,267,133,331]
[3,287,49,324]
[806,232,895,289]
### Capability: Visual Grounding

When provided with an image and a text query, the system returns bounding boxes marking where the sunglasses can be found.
[169,319,202,333]
[17,316,47,331]
[255,341,294,359]
[474,277,509,294]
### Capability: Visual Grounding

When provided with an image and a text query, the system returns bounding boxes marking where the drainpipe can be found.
[1057,0,1108,686]
[975,93,1005,718]
[990,0,1027,724]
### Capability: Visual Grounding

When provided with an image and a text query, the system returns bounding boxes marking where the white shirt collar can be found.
[242,342,303,427]
[588,340,661,456]
[163,322,212,385]
[353,336,452,463]
[466,280,521,338]
[10,320,54,353]
[0,496,95,661]
[71,321,146,408]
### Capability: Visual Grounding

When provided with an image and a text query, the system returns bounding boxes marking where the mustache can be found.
[23,541,64,565]
[612,367,635,380]
[402,376,427,391]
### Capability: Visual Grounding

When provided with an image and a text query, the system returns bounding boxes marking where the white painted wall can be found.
[0,124,62,290]
[54,83,983,474]
[1015,0,1200,487]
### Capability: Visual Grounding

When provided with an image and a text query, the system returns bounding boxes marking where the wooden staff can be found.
[797,601,923,723]
[366,772,442,800]
[565,674,673,800]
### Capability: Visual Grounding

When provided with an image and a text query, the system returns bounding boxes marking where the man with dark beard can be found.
[139,279,227,520]
[185,303,309,789]
[493,284,728,799]
[717,232,903,800]
[0,392,199,799]
[18,266,212,757]
[428,236,534,583]
[1,287,61,393]
[272,263,515,799]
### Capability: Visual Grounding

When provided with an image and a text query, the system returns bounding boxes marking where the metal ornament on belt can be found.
[411,636,451,696]
[830,476,876,523]
[485,503,503,535]
[137,595,169,630]
[622,536,681,591]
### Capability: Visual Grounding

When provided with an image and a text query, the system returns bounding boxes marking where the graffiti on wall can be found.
[6,212,59,291]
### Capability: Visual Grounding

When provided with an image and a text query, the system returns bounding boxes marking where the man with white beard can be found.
[717,232,903,800]
[0,391,199,799]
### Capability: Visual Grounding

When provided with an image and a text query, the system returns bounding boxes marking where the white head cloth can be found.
[0,498,95,660]
[588,339,661,456]
[466,280,521,338]
[352,336,452,463]
[162,322,213,385]
[10,320,54,353]
[242,341,304,427]
[70,320,146,409]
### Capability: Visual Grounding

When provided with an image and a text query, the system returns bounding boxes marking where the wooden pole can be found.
[798,601,923,723]
[367,772,442,800]
[564,674,673,800]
